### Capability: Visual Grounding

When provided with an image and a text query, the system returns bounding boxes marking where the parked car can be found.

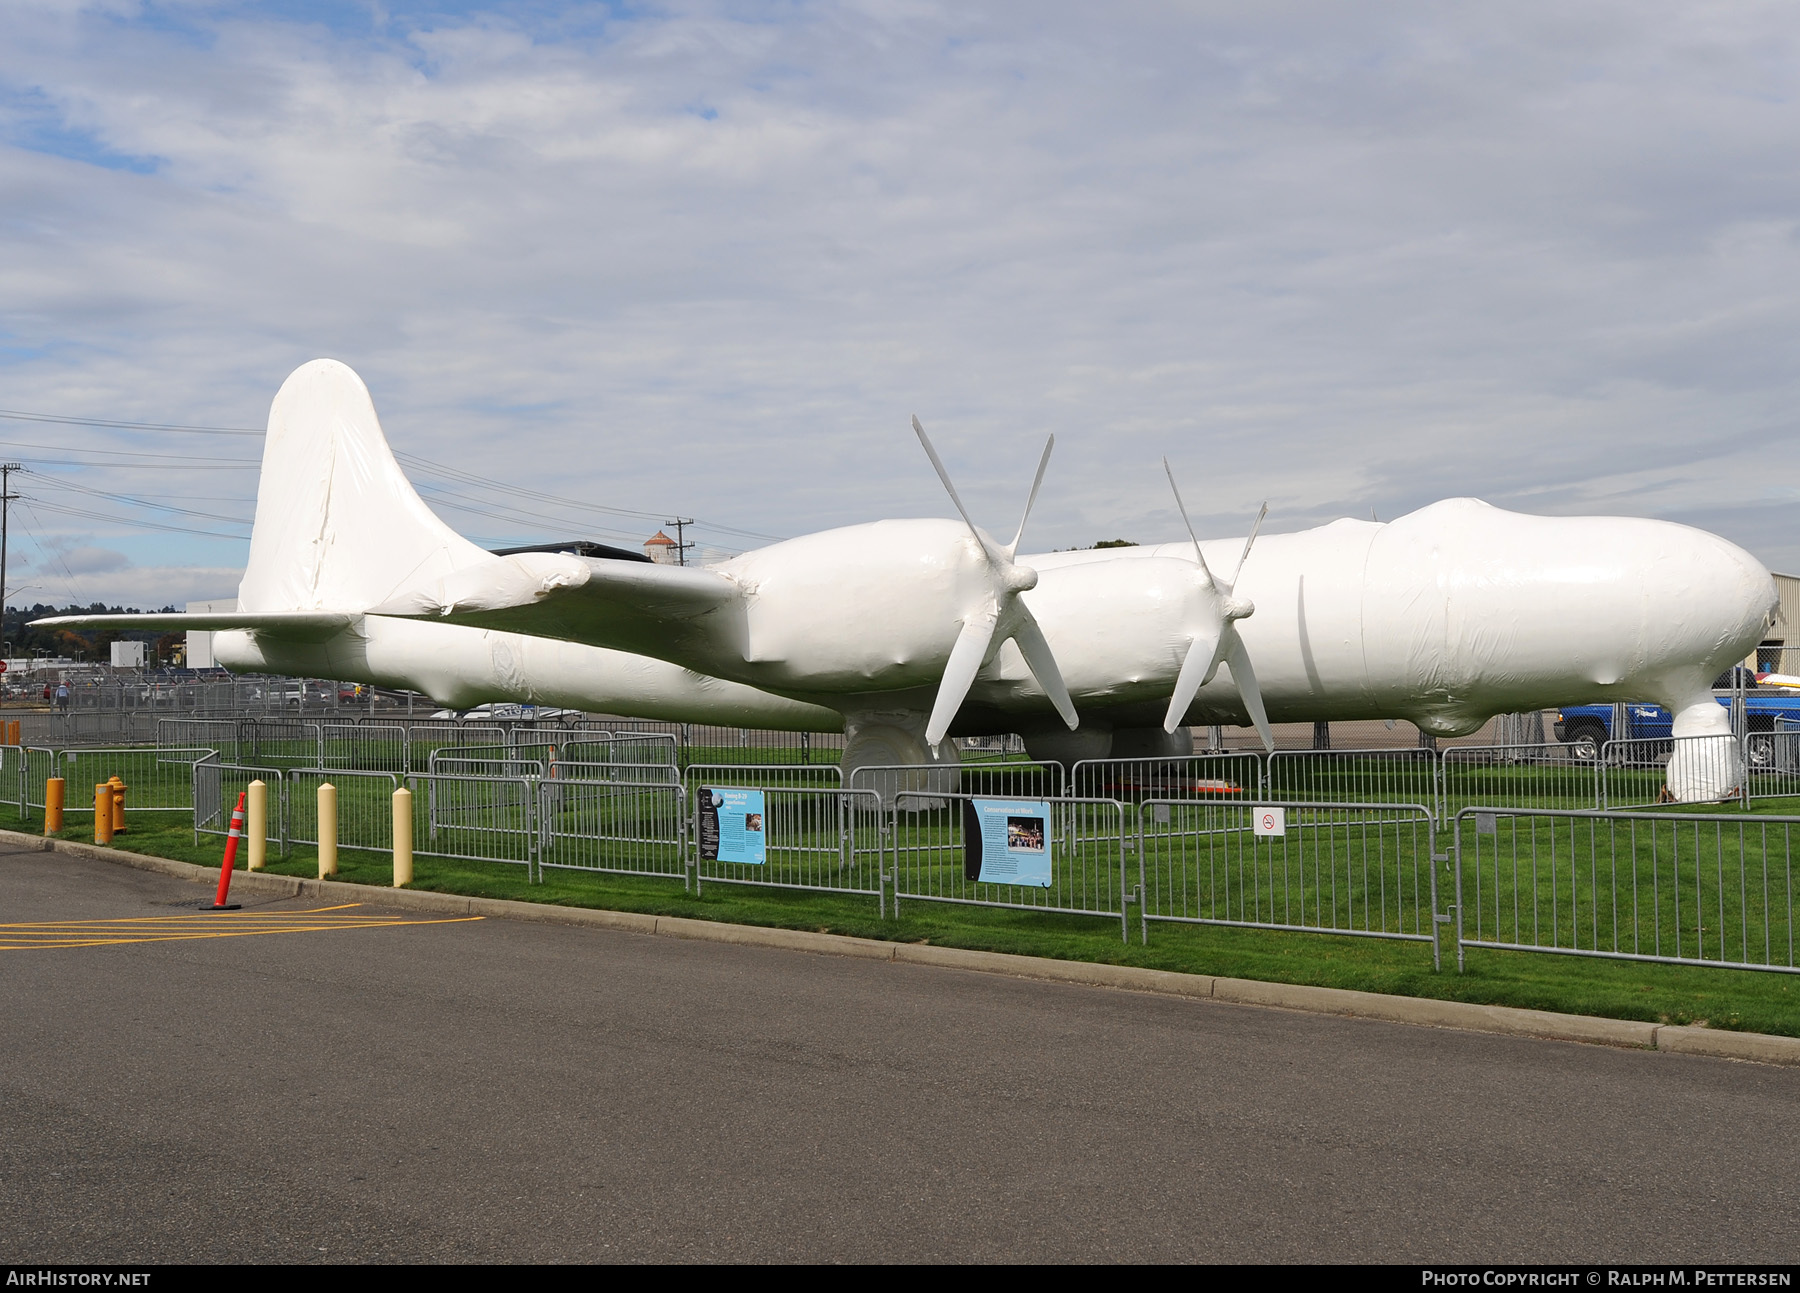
[429,702,583,722]
[1554,672,1800,766]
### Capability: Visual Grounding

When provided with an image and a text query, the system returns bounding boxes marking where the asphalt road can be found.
[1,844,1796,1264]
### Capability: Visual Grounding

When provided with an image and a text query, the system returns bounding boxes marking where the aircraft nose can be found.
[1719,534,1777,631]
[1679,528,1778,666]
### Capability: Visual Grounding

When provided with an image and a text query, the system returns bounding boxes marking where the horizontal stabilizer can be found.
[31,612,356,643]
[373,555,744,663]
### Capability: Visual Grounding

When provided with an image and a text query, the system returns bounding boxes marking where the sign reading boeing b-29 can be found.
[698,787,767,865]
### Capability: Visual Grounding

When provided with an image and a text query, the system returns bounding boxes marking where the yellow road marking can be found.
[0,903,483,950]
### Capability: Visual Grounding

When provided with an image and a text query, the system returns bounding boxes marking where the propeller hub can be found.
[1004,564,1038,594]
[1224,596,1254,622]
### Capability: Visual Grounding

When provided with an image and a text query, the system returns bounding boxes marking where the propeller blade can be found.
[1229,501,1269,588]
[925,612,998,746]
[1009,609,1079,732]
[1006,434,1055,558]
[1162,458,1216,587]
[913,416,1002,566]
[1221,629,1273,753]
[1162,627,1224,733]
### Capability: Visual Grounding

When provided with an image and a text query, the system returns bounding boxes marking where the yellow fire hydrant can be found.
[107,776,128,836]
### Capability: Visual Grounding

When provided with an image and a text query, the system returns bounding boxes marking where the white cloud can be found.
[14,564,243,611]
[56,544,130,574]
[0,0,1795,582]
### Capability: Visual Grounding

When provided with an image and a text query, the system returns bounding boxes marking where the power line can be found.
[5,406,789,549]
[28,476,254,527]
[0,437,260,466]
[398,451,789,543]
[25,500,249,541]
[413,483,656,548]
[0,409,262,435]
[14,503,84,606]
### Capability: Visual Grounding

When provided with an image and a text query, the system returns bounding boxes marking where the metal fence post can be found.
[528,775,541,884]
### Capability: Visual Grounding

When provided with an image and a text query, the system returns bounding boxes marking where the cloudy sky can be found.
[2,0,1796,608]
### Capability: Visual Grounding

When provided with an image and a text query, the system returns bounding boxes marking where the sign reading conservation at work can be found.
[961,798,1053,887]
[698,787,767,865]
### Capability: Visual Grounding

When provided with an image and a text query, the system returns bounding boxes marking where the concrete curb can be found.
[1655,1024,1800,1066]
[13,829,1799,1066]
[1208,977,1661,1048]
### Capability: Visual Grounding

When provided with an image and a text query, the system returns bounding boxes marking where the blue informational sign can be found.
[697,787,767,865]
[962,798,1053,888]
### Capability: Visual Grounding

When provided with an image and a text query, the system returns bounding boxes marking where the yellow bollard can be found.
[317,781,337,878]
[108,776,127,836]
[93,783,112,845]
[246,779,267,871]
[392,786,413,887]
[44,777,64,835]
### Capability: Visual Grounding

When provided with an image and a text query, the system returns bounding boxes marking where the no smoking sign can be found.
[1252,806,1286,838]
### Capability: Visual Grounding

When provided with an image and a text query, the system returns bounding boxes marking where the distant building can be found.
[1754,573,1800,673]
[644,531,678,565]
[186,598,237,669]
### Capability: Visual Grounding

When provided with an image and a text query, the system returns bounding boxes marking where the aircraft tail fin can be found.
[238,360,491,613]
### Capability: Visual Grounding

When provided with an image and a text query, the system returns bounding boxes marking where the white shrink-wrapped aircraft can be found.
[37,359,1778,800]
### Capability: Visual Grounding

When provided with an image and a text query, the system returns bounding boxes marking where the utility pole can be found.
[666,517,695,567]
[0,463,19,664]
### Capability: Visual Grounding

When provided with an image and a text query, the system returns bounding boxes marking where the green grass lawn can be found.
[26,801,1800,1041]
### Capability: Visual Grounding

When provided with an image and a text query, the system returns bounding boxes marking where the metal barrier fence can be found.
[13,733,1800,982]
[686,762,843,794]
[1747,731,1800,802]
[33,746,219,814]
[561,734,681,775]
[691,785,886,909]
[539,777,687,884]
[285,768,400,855]
[670,724,846,766]
[1267,748,1440,810]
[889,792,1131,939]
[553,759,680,788]
[396,721,508,771]
[320,722,410,772]
[0,745,26,817]
[244,718,321,766]
[1452,807,1798,975]
[1601,735,1743,808]
[845,759,1064,808]
[1136,800,1441,965]
[428,752,547,779]
[407,772,538,876]
[23,747,56,814]
[24,710,159,746]
[438,741,557,771]
[194,763,287,848]
[158,718,246,762]
[1069,752,1264,802]
[1443,743,1601,814]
